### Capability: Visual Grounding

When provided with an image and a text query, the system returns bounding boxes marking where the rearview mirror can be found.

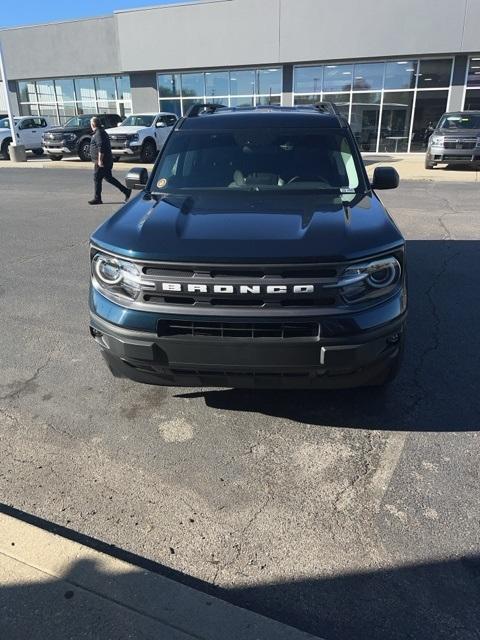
[371,166,399,190]
[125,167,149,190]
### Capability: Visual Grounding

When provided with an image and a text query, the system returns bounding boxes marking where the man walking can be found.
[88,116,131,205]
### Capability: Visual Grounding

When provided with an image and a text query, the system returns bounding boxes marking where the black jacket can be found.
[90,128,113,165]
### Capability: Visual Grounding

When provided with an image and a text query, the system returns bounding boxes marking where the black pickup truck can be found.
[89,103,406,389]
[43,113,122,161]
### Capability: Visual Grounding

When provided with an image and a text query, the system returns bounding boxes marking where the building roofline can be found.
[0,14,112,32]
[114,1,226,16]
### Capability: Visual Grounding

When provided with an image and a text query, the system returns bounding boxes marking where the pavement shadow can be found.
[176,240,480,432]
[1,505,479,640]
[362,155,402,166]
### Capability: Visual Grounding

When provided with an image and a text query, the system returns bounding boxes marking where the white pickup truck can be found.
[0,116,53,159]
[105,112,178,163]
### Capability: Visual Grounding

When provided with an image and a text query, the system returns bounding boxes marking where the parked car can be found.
[89,102,406,390]
[425,110,480,169]
[42,113,122,161]
[0,116,53,159]
[105,112,178,163]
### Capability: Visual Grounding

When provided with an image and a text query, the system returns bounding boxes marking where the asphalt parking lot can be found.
[1,168,479,640]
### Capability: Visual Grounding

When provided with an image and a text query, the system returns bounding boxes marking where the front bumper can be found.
[43,143,75,156]
[110,142,141,156]
[427,145,480,164]
[89,288,407,389]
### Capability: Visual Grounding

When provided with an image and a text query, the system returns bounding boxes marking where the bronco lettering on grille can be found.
[160,283,315,295]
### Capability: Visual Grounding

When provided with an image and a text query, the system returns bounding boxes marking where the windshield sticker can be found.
[340,187,356,193]
[157,178,168,188]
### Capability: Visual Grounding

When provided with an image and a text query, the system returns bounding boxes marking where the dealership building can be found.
[1,0,480,153]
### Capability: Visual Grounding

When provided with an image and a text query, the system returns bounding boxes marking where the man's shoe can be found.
[88,199,103,205]
[124,189,132,202]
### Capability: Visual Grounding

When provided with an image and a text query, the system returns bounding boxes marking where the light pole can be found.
[0,37,26,161]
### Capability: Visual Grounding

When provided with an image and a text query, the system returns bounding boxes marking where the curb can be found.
[0,512,322,640]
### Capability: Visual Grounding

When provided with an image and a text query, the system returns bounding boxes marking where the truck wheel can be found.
[32,148,44,156]
[425,158,436,170]
[140,139,157,163]
[78,139,91,162]
[49,155,63,161]
[1,138,12,160]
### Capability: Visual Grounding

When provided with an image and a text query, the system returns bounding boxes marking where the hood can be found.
[47,126,89,134]
[106,125,147,135]
[91,191,404,263]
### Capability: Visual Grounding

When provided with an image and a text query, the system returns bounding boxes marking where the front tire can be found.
[1,138,12,160]
[78,139,91,162]
[49,155,63,161]
[140,139,157,163]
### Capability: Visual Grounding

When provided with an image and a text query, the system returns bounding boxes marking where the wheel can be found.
[140,139,157,163]
[425,158,436,170]
[32,148,44,156]
[1,138,12,160]
[78,139,91,162]
[49,155,63,161]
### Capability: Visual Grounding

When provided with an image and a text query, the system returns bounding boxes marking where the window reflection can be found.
[323,64,352,92]
[380,92,414,152]
[384,61,417,90]
[350,93,381,151]
[353,63,384,91]
[410,90,449,151]
[294,66,323,94]
[466,57,480,88]
[417,59,452,88]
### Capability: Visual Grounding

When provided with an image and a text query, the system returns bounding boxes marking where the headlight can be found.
[430,135,444,146]
[326,255,402,304]
[127,134,139,143]
[64,133,77,142]
[92,253,145,301]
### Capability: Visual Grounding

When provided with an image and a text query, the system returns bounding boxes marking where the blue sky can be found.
[0,0,195,28]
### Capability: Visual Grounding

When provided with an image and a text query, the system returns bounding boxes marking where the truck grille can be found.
[138,262,342,310]
[443,138,477,150]
[46,132,64,141]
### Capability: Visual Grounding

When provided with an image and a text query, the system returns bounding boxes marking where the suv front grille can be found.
[139,262,343,310]
[443,138,477,150]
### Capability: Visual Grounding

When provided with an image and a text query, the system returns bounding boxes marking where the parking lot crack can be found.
[0,356,52,401]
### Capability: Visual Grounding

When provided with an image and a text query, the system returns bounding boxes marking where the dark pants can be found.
[94,163,127,201]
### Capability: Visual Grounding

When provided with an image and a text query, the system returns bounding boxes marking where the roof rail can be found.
[313,102,343,117]
[185,103,228,117]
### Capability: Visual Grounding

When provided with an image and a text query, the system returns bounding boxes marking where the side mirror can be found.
[371,166,399,190]
[125,167,149,190]
[117,122,123,127]
[155,121,166,128]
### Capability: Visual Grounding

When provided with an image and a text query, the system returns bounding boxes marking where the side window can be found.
[20,118,34,130]
[165,116,177,127]
[40,119,48,128]
[32,118,44,128]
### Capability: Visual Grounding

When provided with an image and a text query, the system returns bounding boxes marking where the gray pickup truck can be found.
[425,111,480,169]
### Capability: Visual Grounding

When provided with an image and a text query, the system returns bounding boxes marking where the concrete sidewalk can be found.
[0,512,321,640]
[0,153,479,182]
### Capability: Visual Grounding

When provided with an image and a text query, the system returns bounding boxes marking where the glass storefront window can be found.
[230,96,254,108]
[294,66,323,94]
[181,73,205,98]
[18,81,37,103]
[256,95,281,106]
[116,75,131,101]
[353,63,384,91]
[74,77,95,103]
[36,80,56,103]
[417,59,452,88]
[466,57,480,88]
[350,92,381,151]
[158,73,181,97]
[95,76,116,102]
[229,70,255,96]
[294,94,321,105]
[324,64,352,92]
[159,99,182,116]
[205,71,229,97]
[464,89,480,110]
[181,98,199,114]
[322,93,350,119]
[257,68,282,95]
[55,79,75,103]
[380,91,414,152]
[384,61,417,90]
[410,90,449,151]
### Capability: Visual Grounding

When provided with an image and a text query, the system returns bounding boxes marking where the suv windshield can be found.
[438,114,480,130]
[121,115,155,127]
[64,116,93,128]
[152,128,363,193]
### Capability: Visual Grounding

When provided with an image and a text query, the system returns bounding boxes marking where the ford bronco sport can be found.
[89,103,406,388]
